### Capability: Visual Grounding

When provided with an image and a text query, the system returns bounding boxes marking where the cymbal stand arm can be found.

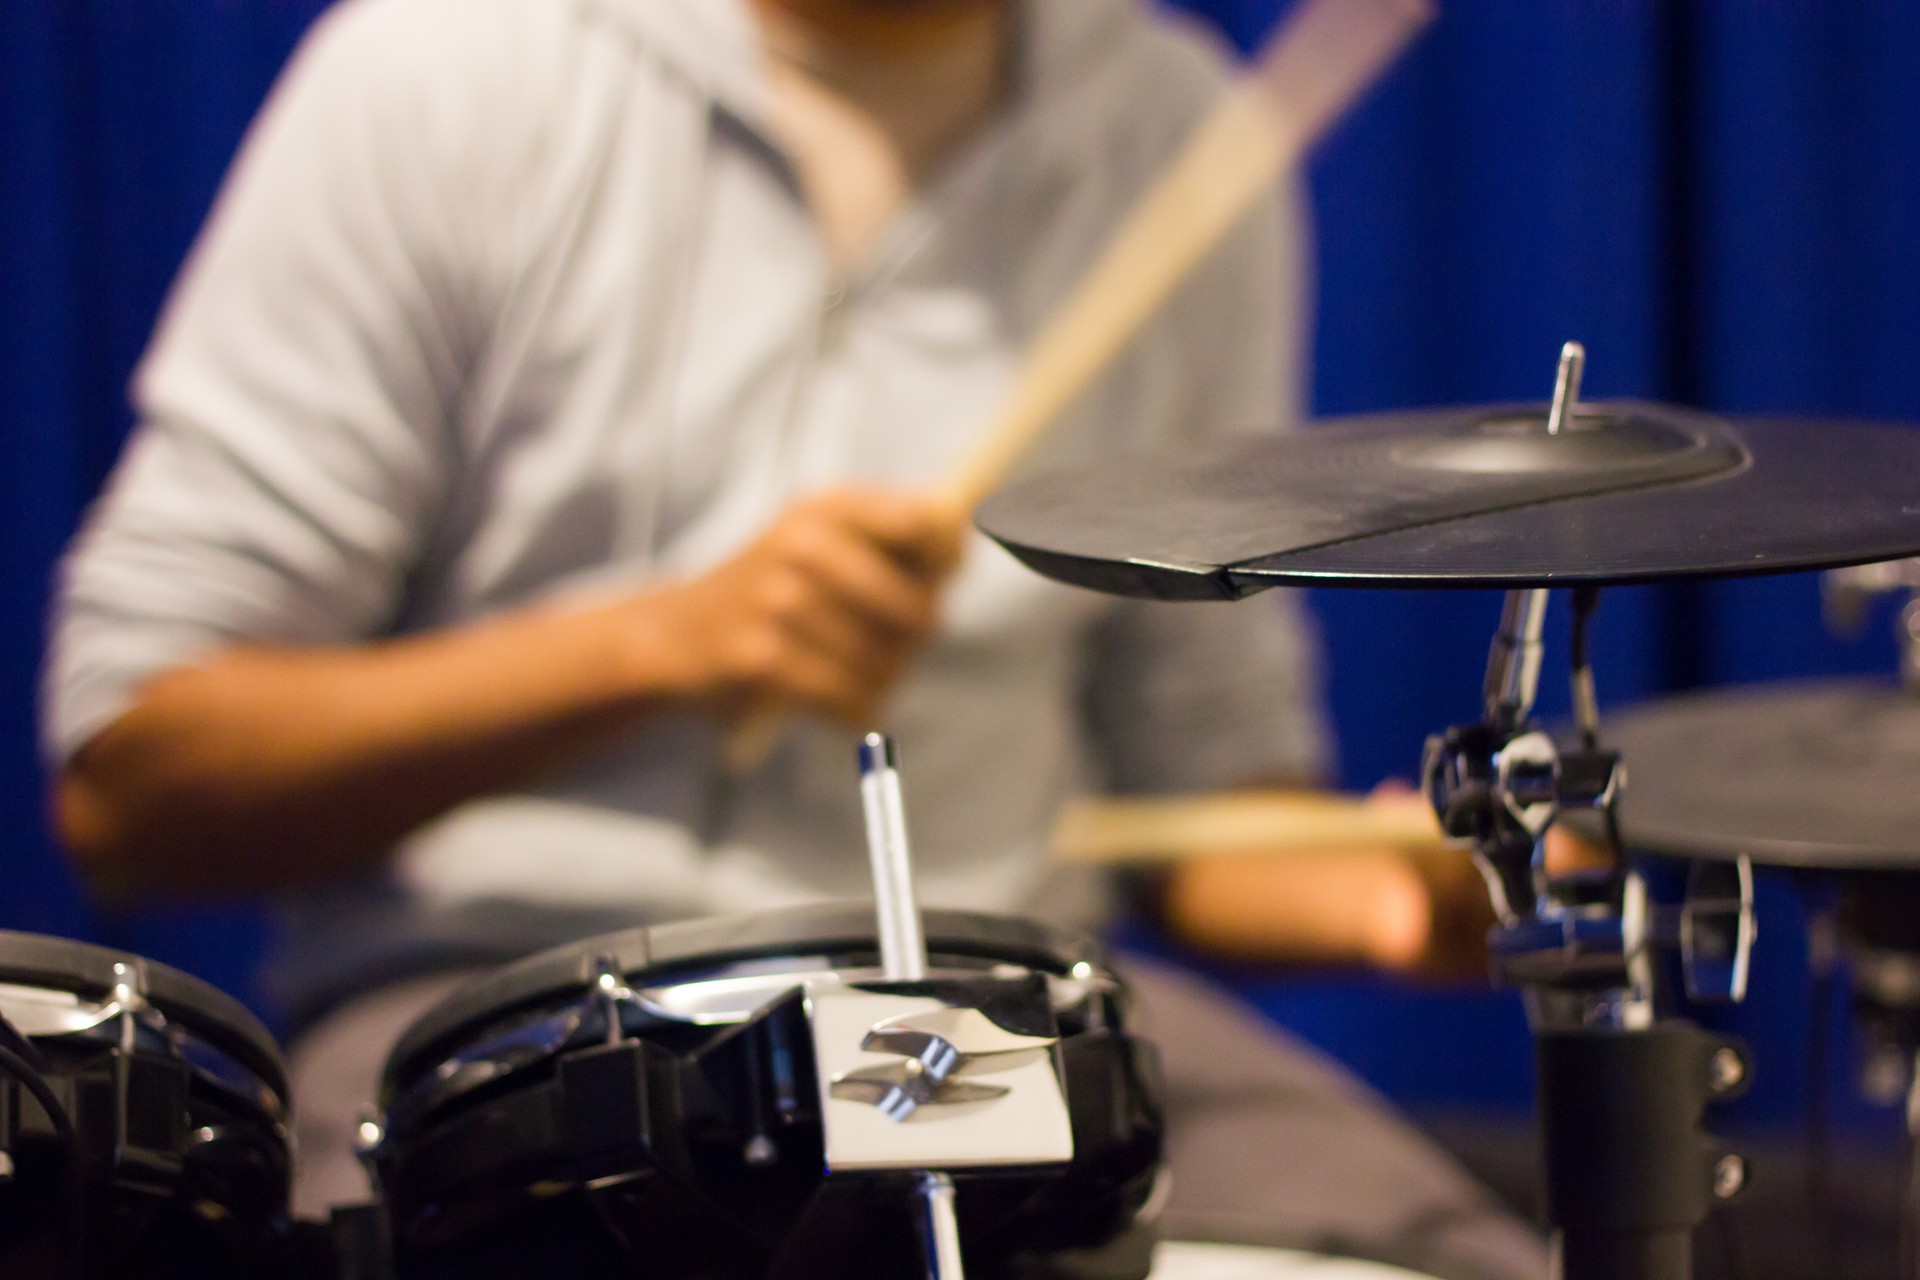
[1484,588,1550,735]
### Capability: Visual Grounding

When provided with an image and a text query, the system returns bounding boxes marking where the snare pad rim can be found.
[381,903,1112,1099]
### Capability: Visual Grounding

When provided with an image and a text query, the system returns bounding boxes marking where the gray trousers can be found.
[288,956,1544,1280]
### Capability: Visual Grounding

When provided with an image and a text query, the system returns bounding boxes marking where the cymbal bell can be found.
[1604,679,1920,870]
[977,403,1920,596]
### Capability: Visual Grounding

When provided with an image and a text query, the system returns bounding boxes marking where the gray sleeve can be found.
[42,2,474,762]
[1079,184,1334,794]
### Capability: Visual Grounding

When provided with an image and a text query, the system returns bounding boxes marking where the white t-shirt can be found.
[45,0,1329,1019]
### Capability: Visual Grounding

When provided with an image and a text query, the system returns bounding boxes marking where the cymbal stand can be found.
[1422,345,1755,1280]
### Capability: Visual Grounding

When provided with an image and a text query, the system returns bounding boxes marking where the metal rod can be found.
[859,733,927,981]
[921,1172,966,1280]
[1484,588,1551,730]
[1481,343,1584,745]
[1568,586,1603,747]
[1546,340,1586,436]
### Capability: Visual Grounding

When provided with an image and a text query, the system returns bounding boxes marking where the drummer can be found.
[44,0,1536,1275]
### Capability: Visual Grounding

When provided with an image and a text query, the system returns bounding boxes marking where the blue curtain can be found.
[4,1,1917,1127]
[0,0,334,990]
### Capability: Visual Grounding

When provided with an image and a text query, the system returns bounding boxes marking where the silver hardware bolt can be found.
[1709,1047,1745,1094]
[355,1116,384,1155]
[1545,341,1586,437]
[110,961,144,1008]
[1712,1154,1746,1200]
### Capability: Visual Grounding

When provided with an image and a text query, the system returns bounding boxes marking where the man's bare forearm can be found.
[57,598,665,898]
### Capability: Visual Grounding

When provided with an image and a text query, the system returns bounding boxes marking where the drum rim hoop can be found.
[382,903,1111,1095]
[0,929,287,1102]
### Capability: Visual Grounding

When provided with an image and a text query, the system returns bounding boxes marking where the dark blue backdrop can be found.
[4,1,1918,1133]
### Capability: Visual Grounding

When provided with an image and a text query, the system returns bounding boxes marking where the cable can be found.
[0,1040,88,1279]
[0,1043,73,1147]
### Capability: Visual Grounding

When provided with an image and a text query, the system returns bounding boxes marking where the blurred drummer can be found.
[44,0,1536,1275]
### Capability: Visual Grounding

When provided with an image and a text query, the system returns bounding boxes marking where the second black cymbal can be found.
[1604,678,1920,870]
[977,403,1920,598]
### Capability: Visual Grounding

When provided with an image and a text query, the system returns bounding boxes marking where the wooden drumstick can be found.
[1048,790,1447,866]
[726,0,1436,770]
[942,0,1435,512]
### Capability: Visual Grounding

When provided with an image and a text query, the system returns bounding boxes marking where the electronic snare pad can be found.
[373,741,1164,1280]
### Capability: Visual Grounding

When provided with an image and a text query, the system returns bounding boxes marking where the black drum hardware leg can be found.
[1537,1023,1749,1280]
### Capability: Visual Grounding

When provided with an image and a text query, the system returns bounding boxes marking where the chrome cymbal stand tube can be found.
[858,733,963,1280]
[1423,346,1755,1280]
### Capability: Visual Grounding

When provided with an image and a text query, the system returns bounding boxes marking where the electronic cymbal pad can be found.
[977,401,1920,598]
[1603,678,1920,870]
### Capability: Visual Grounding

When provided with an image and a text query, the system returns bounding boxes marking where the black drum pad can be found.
[1605,679,1920,869]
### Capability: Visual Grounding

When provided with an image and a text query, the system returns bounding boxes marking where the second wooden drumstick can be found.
[1048,790,1447,865]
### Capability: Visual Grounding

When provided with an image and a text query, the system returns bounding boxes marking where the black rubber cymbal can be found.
[977,403,1920,598]
[1603,679,1920,869]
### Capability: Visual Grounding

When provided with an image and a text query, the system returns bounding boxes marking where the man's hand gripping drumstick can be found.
[725,0,1436,768]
